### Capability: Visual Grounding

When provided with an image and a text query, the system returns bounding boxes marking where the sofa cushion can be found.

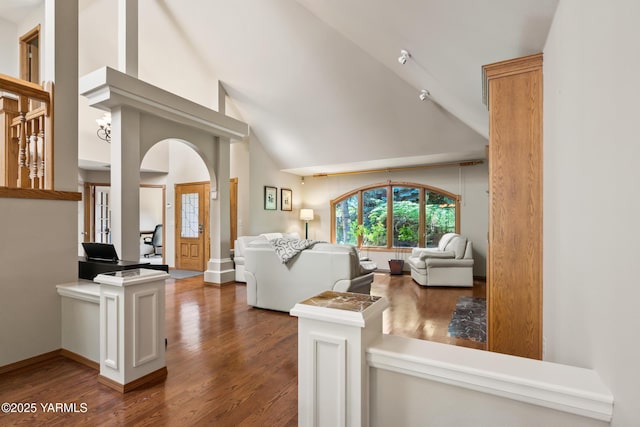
[248,238,272,249]
[445,236,468,259]
[312,243,354,253]
[236,235,265,258]
[260,232,283,240]
[408,256,426,269]
[437,233,458,251]
[418,249,456,260]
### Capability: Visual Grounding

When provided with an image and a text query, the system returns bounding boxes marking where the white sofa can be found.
[407,233,474,287]
[244,241,374,312]
[234,232,299,282]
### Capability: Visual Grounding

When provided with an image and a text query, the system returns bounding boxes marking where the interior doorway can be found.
[175,181,210,271]
[83,182,165,262]
[19,25,40,84]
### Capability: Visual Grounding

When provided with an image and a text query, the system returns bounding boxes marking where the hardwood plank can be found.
[0,274,485,424]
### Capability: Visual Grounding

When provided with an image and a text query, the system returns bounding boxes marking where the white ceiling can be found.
[0,0,559,175]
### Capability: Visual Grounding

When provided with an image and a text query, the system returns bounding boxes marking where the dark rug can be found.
[169,270,204,279]
[448,296,487,342]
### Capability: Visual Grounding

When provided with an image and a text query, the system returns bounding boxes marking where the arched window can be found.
[331,182,460,250]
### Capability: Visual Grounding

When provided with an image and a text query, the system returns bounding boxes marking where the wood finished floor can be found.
[0,273,485,426]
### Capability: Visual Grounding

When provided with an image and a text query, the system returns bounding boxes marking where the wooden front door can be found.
[175,182,209,271]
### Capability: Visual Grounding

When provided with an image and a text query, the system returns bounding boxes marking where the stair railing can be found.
[0,73,53,190]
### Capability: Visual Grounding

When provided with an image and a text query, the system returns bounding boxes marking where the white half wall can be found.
[0,199,78,367]
[543,1,640,425]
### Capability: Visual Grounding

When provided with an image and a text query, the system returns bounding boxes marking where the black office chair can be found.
[144,224,163,257]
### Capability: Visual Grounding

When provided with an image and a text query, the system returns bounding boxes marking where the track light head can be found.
[419,89,431,101]
[398,49,411,65]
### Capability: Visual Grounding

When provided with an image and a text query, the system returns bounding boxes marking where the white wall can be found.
[139,187,163,231]
[230,137,250,238]
[248,133,302,236]
[77,0,222,169]
[543,1,640,425]
[0,17,18,77]
[301,163,488,276]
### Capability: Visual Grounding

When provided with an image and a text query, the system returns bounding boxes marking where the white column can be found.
[43,0,78,191]
[204,136,235,284]
[110,106,140,261]
[95,268,169,392]
[291,291,389,427]
[118,0,138,77]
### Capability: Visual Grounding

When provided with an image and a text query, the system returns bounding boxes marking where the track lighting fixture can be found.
[419,89,431,101]
[398,49,411,65]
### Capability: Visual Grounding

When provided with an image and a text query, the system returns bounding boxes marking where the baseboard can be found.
[383,270,411,275]
[205,280,235,287]
[98,367,168,393]
[0,349,102,376]
[59,349,99,371]
[0,349,62,375]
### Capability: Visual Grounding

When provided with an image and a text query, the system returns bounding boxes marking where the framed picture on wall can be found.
[264,186,277,210]
[281,188,292,211]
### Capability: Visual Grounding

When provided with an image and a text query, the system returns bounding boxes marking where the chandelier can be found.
[96,112,111,143]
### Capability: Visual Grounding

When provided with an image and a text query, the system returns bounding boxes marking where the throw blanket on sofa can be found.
[269,238,324,264]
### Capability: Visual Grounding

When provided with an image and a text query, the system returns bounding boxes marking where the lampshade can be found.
[299,209,314,221]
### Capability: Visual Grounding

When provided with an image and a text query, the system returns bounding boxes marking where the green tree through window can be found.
[331,182,459,250]
[335,194,358,245]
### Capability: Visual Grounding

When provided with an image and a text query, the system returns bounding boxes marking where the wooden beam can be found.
[313,160,483,178]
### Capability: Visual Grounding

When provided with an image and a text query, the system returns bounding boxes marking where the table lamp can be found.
[299,209,314,239]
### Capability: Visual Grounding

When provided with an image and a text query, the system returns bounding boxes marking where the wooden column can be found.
[482,53,543,359]
[0,97,18,187]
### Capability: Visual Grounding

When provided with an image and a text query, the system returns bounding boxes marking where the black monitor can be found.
[82,242,119,262]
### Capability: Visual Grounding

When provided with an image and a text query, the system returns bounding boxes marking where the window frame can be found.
[330,181,460,251]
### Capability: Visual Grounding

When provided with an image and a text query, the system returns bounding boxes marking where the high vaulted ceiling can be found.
[0,0,559,175]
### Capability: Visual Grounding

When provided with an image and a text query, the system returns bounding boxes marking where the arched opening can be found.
[141,138,211,271]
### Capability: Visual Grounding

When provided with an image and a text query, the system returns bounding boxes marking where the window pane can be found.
[392,187,419,247]
[425,192,456,247]
[181,192,199,238]
[335,194,358,245]
[362,188,387,247]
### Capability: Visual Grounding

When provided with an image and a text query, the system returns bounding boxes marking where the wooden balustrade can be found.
[0,73,53,190]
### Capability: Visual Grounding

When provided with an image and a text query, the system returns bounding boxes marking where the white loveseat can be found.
[407,233,474,287]
[234,232,299,282]
[244,240,374,312]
